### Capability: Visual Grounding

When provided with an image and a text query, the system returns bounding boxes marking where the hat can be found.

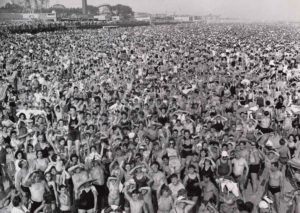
[68,163,85,173]
[78,179,97,190]
[221,151,229,157]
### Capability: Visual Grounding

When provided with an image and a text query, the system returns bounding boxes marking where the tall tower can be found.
[82,0,87,15]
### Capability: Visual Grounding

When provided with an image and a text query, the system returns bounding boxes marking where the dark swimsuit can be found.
[77,189,95,210]
[68,115,80,141]
[186,175,200,197]
[268,185,281,195]
[181,143,193,158]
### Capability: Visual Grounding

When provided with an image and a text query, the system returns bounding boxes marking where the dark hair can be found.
[271,161,279,168]
[12,196,22,207]
[169,173,178,179]
[279,139,286,145]
[70,154,78,160]
[59,185,67,190]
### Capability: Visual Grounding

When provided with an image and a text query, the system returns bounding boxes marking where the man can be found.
[201,175,219,206]
[267,161,283,213]
[89,159,106,210]
[68,164,89,200]
[15,160,29,194]
[232,150,249,198]
[124,185,148,213]
[0,137,7,193]
[168,174,185,200]
[216,150,232,177]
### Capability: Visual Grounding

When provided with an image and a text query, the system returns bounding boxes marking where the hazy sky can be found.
[50,0,300,21]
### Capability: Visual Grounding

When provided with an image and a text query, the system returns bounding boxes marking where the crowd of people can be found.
[0,22,300,213]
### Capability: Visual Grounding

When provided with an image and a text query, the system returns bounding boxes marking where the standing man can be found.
[232,151,249,199]
[0,137,7,194]
[267,161,283,213]
[89,159,106,210]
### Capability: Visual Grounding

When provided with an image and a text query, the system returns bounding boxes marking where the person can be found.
[183,165,201,202]
[140,186,154,213]
[168,174,185,200]
[248,141,263,193]
[76,179,98,213]
[11,196,29,213]
[88,159,106,210]
[266,161,283,213]
[107,176,121,206]
[22,171,49,213]
[124,185,148,213]
[58,185,71,213]
[232,151,249,198]
[216,151,232,177]
[200,175,218,207]
[156,183,173,213]
[1,20,300,213]
[170,197,195,213]
[67,106,81,157]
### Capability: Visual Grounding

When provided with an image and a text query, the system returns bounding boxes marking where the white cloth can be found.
[219,179,239,197]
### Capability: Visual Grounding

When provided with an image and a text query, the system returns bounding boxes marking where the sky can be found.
[37,0,300,21]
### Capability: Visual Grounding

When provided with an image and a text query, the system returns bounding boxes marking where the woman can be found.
[33,150,49,172]
[76,180,98,213]
[183,165,201,203]
[199,157,216,183]
[67,106,81,156]
[44,171,59,211]
[164,139,181,175]
[181,130,194,167]
[34,133,51,158]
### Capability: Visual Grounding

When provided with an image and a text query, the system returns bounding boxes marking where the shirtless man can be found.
[140,186,154,213]
[89,159,105,210]
[201,175,218,206]
[69,164,89,200]
[23,171,49,213]
[267,161,283,213]
[168,174,185,200]
[15,160,29,194]
[124,185,148,213]
[248,142,263,193]
[232,151,249,198]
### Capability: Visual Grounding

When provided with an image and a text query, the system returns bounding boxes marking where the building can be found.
[0,11,57,22]
[51,4,65,9]
[174,16,192,22]
[112,16,120,21]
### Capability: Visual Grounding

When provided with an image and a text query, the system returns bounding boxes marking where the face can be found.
[37,151,43,158]
[151,164,158,172]
[188,167,195,174]
[17,153,22,159]
[132,193,139,201]
[45,173,51,181]
[171,177,178,185]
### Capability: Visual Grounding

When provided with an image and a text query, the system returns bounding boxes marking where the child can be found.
[107,176,122,206]
[157,184,173,213]
[58,185,71,213]
[0,186,20,211]
[5,145,16,185]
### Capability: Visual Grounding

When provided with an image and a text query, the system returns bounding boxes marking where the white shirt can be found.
[11,206,27,213]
